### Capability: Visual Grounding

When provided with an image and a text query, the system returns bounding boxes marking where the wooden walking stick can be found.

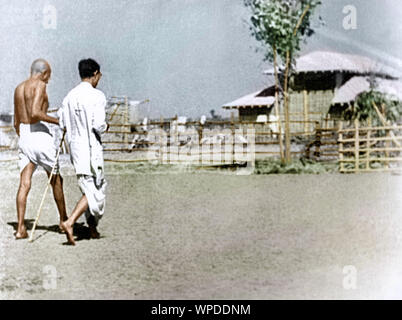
[29,128,67,243]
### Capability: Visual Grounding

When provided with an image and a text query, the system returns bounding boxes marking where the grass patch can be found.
[254,158,339,174]
[104,161,180,174]
[102,158,340,175]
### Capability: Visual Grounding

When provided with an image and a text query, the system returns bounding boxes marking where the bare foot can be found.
[87,216,100,239]
[14,229,28,240]
[89,225,100,239]
[58,222,66,234]
[60,221,76,245]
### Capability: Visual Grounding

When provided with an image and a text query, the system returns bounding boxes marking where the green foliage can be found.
[244,0,322,164]
[254,158,338,174]
[342,90,402,125]
[244,0,322,66]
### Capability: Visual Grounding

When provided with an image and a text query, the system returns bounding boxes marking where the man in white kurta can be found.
[59,58,107,245]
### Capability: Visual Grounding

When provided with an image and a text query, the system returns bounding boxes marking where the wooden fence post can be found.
[385,125,391,169]
[366,118,371,170]
[124,97,129,146]
[354,119,359,173]
[338,121,344,173]
[198,122,203,165]
[231,112,235,165]
[303,90,309,134]
[382,104,390,169]
[160,116,164,164]
[314,121,321,159]
[210,126,213,165]
[175,114,179,163]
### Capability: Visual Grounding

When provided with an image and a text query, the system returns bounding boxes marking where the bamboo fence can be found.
[0,117,320,165]
[338,120,402,173]
[101,117,320,165]
[12,105,402,172]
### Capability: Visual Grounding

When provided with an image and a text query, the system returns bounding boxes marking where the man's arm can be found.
[92,94,107,134]
[57,99,66,131]
[31,83,59,125]
[13,88,21,136]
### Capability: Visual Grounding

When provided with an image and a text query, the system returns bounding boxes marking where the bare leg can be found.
[87,215,100,239]
[60,195,88,245]
[15,162,36,239]
[48,173,68,229]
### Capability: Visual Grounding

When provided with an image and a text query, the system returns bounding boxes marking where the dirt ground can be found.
[1,159,402,299]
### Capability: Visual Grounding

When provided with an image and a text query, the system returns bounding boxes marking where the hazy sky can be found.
[310,0,402,71]
[1,0,401,118]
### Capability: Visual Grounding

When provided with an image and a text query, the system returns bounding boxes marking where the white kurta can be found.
[58,82,107,224]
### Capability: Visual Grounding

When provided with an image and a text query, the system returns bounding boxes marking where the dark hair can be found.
[78,58,100,79]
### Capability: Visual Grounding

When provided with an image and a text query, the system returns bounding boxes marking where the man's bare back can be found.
[15,80,49,122]
[14,64,58,136]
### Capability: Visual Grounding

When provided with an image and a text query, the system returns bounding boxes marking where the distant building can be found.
[223,51,401,132]
[0,114,12,123]
[222,86,275,122]
[330,76,402,118]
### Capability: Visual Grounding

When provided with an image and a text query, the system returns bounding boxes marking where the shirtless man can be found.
[13,59,68,239]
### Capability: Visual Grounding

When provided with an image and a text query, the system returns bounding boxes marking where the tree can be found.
[244,0,322,163]
[342,90,402,126]
[342,90,402,150]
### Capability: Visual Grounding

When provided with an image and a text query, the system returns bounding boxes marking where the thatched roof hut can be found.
[222,86,276,121]
[223,51,400,131]
[332,76,402,105]
[264,51,400,79]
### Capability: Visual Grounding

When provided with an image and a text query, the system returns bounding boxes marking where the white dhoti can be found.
[77,174,107,226]
[18,122,59,174]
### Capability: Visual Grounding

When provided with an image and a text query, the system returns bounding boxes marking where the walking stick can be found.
[29,128,67,242]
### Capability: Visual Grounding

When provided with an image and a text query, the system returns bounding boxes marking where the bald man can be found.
[13,59,68,239]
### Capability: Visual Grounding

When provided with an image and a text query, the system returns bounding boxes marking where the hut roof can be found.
[264,51,400,79]
[222,87,276,109]
[332,76,402,105]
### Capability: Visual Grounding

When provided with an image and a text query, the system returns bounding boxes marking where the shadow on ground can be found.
[7,220,98,242]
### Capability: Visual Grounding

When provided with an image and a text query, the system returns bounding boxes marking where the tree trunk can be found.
[281,4,311,164]
[283,51,291,163]
[273,46,285,163]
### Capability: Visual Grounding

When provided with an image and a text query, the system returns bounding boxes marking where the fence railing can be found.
[305,122,339,162]
[0,118,320,165]
[8,117,402,173]
[338,120,402,173]
[101,118,320,164]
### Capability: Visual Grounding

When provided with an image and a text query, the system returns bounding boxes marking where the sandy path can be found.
[1,166,402,299]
